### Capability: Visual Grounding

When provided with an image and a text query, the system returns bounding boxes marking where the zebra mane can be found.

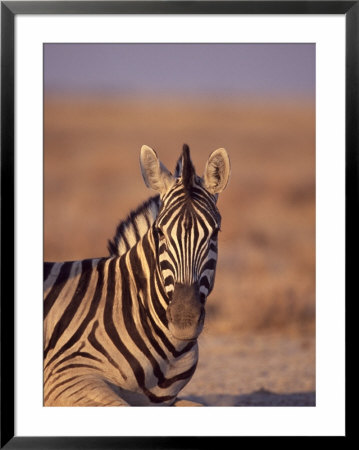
[108,195,161,256]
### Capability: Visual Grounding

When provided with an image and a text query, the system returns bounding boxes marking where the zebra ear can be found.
[203,148,230,194]
[140,145,175,195]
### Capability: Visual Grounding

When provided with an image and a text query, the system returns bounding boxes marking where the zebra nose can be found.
[166,283,205,340]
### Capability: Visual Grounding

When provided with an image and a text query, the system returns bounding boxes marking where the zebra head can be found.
[140,144,230,341]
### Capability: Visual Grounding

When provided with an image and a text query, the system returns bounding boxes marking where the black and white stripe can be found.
[44,144,230,406]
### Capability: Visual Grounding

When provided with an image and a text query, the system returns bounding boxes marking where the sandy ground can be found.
[44,96,316,407]
[179,332,315,406]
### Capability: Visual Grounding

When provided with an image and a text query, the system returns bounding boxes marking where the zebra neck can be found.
[126,228,170,327]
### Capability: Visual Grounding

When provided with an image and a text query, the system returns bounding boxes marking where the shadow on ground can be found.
[182,389,316,406]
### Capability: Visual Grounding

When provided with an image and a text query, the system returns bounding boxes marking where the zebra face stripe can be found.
[156,183,220,292]
[153,183,220,340]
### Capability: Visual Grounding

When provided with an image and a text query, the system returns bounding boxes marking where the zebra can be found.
[44,144,230,406]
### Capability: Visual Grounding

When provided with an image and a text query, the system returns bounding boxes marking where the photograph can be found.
[43,43,316,407]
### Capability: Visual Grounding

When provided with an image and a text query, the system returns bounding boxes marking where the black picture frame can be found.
[1,1,355,447]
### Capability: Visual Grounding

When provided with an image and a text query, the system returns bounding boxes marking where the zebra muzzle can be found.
[166,283,205,341]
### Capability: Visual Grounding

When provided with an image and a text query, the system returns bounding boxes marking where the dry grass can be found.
[44,95,315,337]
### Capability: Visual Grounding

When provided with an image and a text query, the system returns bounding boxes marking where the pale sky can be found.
[44,43,315,98]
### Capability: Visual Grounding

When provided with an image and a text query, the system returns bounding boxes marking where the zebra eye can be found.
[211,229,219,240]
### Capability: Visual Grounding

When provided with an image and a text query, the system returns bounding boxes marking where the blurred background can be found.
[44,43,315,405]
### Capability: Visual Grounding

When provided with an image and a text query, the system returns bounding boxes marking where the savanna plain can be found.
[44,96,315,406]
